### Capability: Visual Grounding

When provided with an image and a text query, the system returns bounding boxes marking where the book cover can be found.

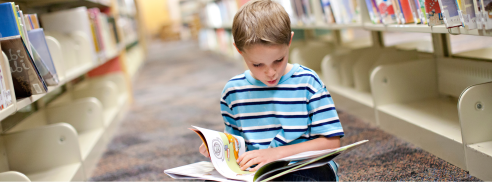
[377,0,398,24]
[29,45,58,86]
[473,0,483,28]
[400,0,415,23]
[0,36,48,98]
[0,2,20,38]
[438,0,462,28]
[320,0,336,23]
[481,0,492,29]
[28,29,59,86]
[426,0,445,25]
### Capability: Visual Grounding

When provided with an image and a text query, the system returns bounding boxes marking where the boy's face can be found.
[240,44,290,86]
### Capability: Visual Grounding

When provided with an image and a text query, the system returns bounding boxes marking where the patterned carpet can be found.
[89,41,480,181]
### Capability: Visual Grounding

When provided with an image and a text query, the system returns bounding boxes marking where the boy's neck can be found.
[284,63,293,76]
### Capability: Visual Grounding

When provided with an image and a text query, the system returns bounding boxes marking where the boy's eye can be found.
[275,58,284,63]
[253,64,262,67]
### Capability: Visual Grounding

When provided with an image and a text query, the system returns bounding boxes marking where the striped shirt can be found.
[220,64,344,151]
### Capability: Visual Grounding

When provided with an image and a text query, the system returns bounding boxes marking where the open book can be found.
[164,126,368,182]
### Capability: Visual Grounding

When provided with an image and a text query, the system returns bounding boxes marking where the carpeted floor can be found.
[89,41,480,181]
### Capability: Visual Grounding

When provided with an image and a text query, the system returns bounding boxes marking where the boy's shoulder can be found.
[291,65,325,90]
[222,73,251,92]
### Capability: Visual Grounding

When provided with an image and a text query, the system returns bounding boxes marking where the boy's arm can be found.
[237,136,340,171]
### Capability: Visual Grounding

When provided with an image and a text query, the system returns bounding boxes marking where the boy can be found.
[200,0,344,181]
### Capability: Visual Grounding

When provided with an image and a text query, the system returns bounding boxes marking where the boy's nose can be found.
[266,67,276,78]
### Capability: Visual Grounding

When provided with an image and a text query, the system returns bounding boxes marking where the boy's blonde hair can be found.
[232,0,291,52]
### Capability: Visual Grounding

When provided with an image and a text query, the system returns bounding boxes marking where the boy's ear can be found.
[289,31,294,47]
[233,43,243,54]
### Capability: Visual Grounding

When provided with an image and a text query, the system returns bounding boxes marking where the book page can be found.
[164,161,243,182]
[279,140,369,161]
[192,126,254,181]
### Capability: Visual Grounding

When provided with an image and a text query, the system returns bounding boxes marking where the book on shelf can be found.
[438,0,462,28]
[376,0,398,24]
[455,0,476,29]
[330,0,352,24]
[15,5,32,54]
[408,0,423,23]
[482,0,492,29]
[27,29,59,86]
[1,36,48,98]
[24,14,41,30]
[0,2,21,38]
[399,0,416,23]
[320,0,336,23]
[426,0,445,25]
[391,0,404,23]
[473,0,483,28]
[365,0,382,23]
[0,45,13,109]
[164,126,368,182]
[417,0,428,24]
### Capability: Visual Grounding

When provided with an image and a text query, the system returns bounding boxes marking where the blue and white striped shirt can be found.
[220,64,344,151]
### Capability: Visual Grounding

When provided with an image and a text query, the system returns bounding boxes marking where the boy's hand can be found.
[236,147,283,172]
[199,143,210,158]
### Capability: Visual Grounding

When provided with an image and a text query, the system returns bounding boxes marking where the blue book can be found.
[0,2,20,38]
[27,29,58,77]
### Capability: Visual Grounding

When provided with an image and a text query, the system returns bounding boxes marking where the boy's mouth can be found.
[267,79,277,85]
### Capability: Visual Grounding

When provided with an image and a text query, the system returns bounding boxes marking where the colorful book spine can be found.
[408,0,422,23]
[400,0,415,23]
[392,0,403,23]
[416,0,428,24]
[377,0,398,24]
[372,0,383,23]
[481,0,492,29]
[366,0,381,23]
[426,0,445,25]
[438,0,462,28]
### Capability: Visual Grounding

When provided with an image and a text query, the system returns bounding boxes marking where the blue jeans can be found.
[276,161,339,181]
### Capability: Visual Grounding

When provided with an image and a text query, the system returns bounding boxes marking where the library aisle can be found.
[89,40,479,181]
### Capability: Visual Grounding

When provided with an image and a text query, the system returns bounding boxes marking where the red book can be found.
[399,0,415,23]
[425,0,444,25]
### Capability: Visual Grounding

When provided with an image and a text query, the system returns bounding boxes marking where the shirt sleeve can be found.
[307,87,344,138]
[221,100,241,136]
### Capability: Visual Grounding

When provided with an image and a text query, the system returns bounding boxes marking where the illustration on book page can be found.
[194,126,254,181]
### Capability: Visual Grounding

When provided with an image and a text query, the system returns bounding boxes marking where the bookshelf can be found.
[0,0,145,181]
[199,0,492,180]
